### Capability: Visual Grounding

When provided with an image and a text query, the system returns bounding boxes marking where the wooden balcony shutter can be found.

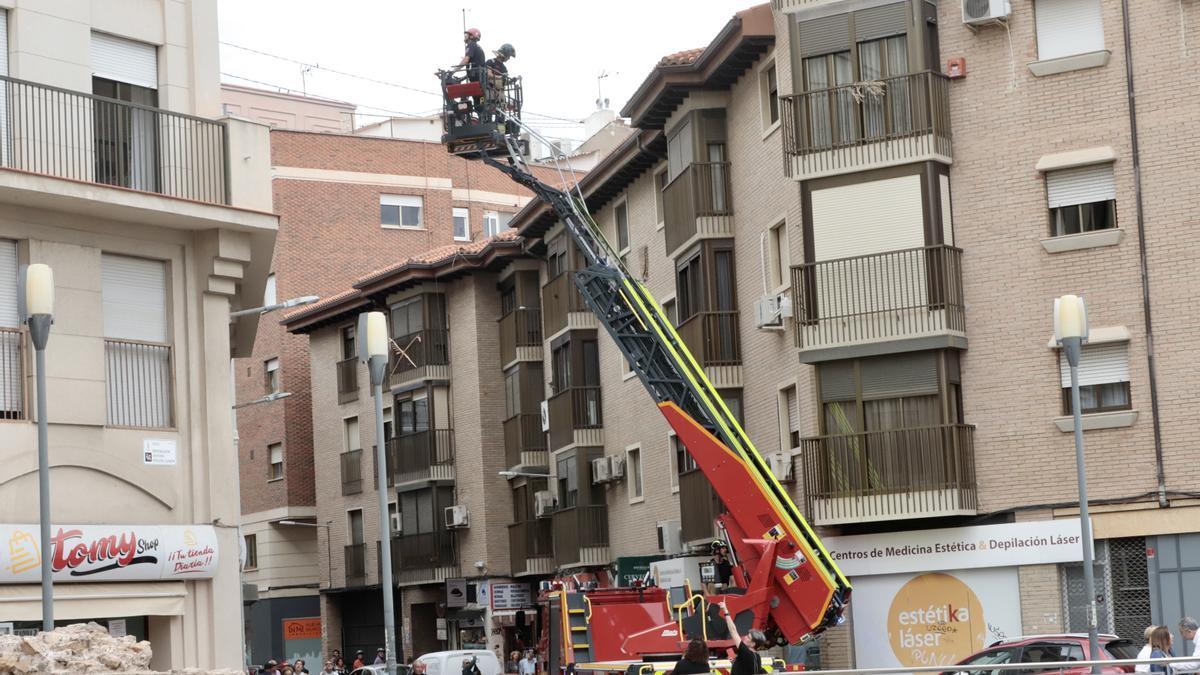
[1059,342,1129,388]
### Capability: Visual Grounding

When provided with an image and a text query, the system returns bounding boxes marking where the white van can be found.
[415,650,503,675]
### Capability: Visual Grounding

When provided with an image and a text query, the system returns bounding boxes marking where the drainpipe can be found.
[1120,0,1170,509]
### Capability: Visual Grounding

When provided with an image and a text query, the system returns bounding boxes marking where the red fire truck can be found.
[438,70,850,675]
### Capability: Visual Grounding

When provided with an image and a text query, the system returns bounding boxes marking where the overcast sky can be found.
[217,0,753,142]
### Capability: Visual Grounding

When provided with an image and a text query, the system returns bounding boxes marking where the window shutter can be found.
[786,387,800,434]
[1035,0,1105,61]
[0,240,17,327]
[0,10,8,76]
[102,254,167,342]
[819,361,856,402]
[798,14,850,57]
[855,3,909,42]
[1060,342,1129,388]
[1046,164,1116,208]
[861,352,938,399]
[380,194,422,208]
[91,32,158,89]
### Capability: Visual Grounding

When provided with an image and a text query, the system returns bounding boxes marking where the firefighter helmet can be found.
[464,28,481,41]
[496,43,516,59]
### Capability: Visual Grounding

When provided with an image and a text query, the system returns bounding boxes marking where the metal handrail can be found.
[805,655,1200,675]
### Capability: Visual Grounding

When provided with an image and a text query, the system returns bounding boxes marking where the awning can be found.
[0,582,187,621]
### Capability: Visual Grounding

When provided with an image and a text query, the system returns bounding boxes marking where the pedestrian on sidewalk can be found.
[1148,626,1173,673]
[320,661,338,675]
[353,651,365,670]
[375,648,386,665]
[518,651,536,675]
[1175,617,1200,673]
[1136,625,1157,672]
[295,659,310,674]
[334,657,347,675]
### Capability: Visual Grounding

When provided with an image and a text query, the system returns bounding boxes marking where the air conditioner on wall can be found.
[656,520,682,555]
[755,294,793,330]
[444,505,469,529]
[962,0,1011,25]
[767,452,794,483]
[609,455,625,480]
[534,491,556,518]
[390,512,402,535]
[591,457,612,484]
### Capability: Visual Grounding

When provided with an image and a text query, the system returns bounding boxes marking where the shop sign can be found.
[614,555,664,585]
[282,618,322,668]
[491,583,532,610]
[446,578,468,608]
[0,524,219,583]
[851,567,1022,669]
[823,518,1085,577]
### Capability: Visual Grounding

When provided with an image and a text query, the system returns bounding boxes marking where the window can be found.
[654,170,667,226]
[453,207,470,241]
[857,35,911,139]
[344,416,361,451]
[244,534,258,570]
[760,60,779,128]
[1059,342,1130,414]
[779,385,800,451]
[102,253,171,428]
[550,342,571,394]
[504,366,520,419]
[626,446,643,502]
[264,357,280,393]
[383,407,393,443]
[719,389,744,424]
[819,351,961,437]
[666,119,693,182]
[268,443,283,480]
[768,221,790,289]
[955,647,1017,674]
[1018,643,1085,665]
[0,240,23,420]
[1047,164,1116,237]
[547,236,569,278]
[91,33,159,192]
[802,51,854,148]
[387,502,399,537]
[662,298,677,328]
[341,325,356,360]
[615,201,630,253]
[264,273,276,306]
[484,211,514,237]
[400,486,453,535]
[557,455,578,508]
[380,194,423,228]
[390,297,425,338]
[1035,0,1105,61]
[674,434,697,475]
[395,392,430,435]
[676,253,704,322]
[348,509,364,544]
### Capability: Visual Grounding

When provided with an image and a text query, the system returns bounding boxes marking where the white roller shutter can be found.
[1035,0,1105,61]
[91,32,158,89]
[0,240,16,327]
[786,387,799,435]
[811,174,925,261]
[1047,164,1115,208]
[0,10,8,76]
[101,253,167,342]
[1059,342,1129,388]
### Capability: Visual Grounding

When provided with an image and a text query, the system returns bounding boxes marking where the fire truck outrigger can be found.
[438,71,851,675]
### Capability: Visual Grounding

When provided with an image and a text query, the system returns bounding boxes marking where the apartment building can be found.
[226,84,567,665]
[0,0,276,670]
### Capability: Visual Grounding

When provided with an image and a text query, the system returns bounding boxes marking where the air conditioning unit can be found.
[390,512,403,535]
[755,294,792,330]
[656,520,682,555]
[444,505,469,529]
[609,455,626,480]
[591,457,612,484]
[962,0,1010,25]
[534,490,556,518]
[767,452,794,483]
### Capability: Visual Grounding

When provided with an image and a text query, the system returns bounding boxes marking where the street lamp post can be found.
[229,295,320,319]
[22,264,54,632]
[1054,294,1099,670]
[360,311,397,675]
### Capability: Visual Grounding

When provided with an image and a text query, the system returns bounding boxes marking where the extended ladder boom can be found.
[479,135,850,643]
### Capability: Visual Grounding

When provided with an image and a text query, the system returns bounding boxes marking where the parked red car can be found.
[948,633,1141,674]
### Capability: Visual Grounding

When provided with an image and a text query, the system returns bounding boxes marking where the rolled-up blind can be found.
[1047,164,1116,208]
[1035,0,1105,61]
[798,14,850,57]
[855,3,909,41]
[1060,342,1129,388]
[91,31,158,89]
[102,253,167,342]
[861,351,938,399]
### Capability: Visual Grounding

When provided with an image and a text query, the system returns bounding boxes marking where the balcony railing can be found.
[389,329,450,384]
[799,424,977,525]
[104,339,173,428]
[791,245,965,352]
[547,386,602,451]
[0,328,25,420]
[679,469,722,544]
[781,71,951,179]
[336,357,358,404]
[344,543,367,587]
[0,74,228,204]
[499,308,543,365]
[676,311,741,367]
[541,273,588,337]
[509,519,554,575]
[390,429,455,484]
[504,413,547,468]
[552,504,609,568]
[663,162,733,255]
[396,530,456,572]
[340,449,363,496]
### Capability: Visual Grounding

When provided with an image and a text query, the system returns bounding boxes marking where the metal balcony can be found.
[678,469,722,545]
[791,245,965,361]
[336,357,358,404]
[504,413,548,470]
[395,530,458,585]
[663,162,733,256]
[389,429,455,485]
[541,273,594,338]
[344,543,366,587]
[508,519,555,577]
[0,74,228,203]
[781,71,952,181]
[0,328,25,420]
[676,310,741,367]
[547,386,602,452]
[552,504,609,569]
[340,449,363,496]
[388,329,450,387]
[799,424,977,525]
[499,307,543,366]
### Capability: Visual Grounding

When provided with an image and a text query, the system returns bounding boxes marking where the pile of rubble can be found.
[0,622,239,674]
